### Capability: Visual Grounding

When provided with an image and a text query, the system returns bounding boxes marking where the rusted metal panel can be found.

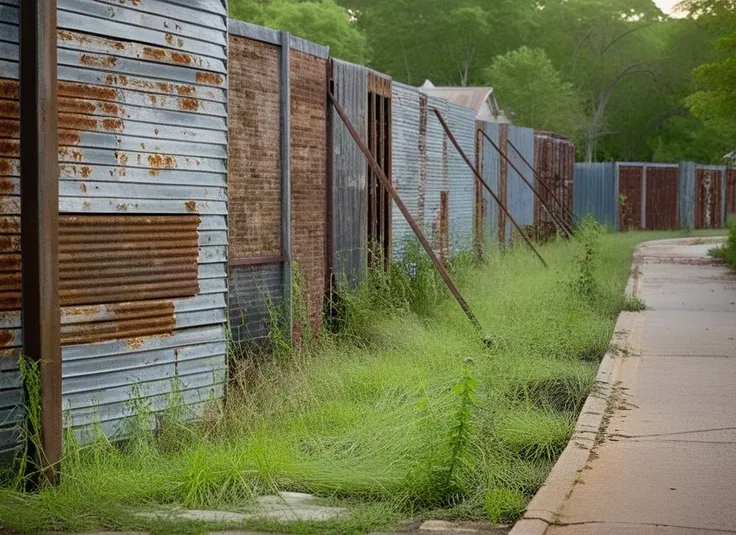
[695,165,725,229]
[34,0,230,444]
[618,164,643,230]
[534,131,575,229]
[726,169,736,218]
[331,59,368,289]
[574,163,618,228]
[0,0,21,458]
[645,165,678,230]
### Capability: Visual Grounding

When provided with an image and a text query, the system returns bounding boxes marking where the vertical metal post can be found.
[721,166,727,228]
[641,166,647,230]
[614,162,621,231]
[20,0,61,483]
[279,31,292,341]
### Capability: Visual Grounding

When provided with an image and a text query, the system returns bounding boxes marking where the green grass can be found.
[710,215,736,267]
[0,228,725,534]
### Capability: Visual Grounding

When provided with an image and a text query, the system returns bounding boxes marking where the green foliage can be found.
[484,47,584,140]
[573,217,601,304]
[230,0,369,63]
[484,489,527,524]
[710,214,736,266]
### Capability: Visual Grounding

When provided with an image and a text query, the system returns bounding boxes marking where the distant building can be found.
[420,80,510,123]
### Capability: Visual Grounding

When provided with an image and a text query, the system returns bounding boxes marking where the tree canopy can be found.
[229,0,736,163]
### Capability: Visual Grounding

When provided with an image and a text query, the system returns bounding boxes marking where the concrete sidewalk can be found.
[520,238,736,535]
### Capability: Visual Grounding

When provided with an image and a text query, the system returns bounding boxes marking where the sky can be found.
[655,0,682,15]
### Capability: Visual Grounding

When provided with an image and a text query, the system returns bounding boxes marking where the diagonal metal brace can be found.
[432,109,549,268]
[328,91,487,337]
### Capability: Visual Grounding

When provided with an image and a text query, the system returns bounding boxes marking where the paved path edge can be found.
[508,248,645,535]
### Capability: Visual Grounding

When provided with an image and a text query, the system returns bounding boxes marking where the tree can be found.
[679,0,736,155]
[338,0,536,86]
[230,0,370,63]
[484,47,584,139]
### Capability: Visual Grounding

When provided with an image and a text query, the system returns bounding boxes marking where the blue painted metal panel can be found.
[507,126,535,236]
[574,163,618,228]
[478,121,501,244]
[444,102,476,254]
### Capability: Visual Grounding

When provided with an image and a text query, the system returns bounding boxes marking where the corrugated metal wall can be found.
[645,164,678,230]
[331,59,368,289]
[390,84,475,259]
[506,125,535,240]
[443,99,476,254]
[618,164,644,231]
[1,0,229,449]
[679,161,696,229]
[695,165,725,229]
[0,0,22,458]
[727,169,736,218]
[573,163,618,228]
[477,121,501,246]
[534,132,575,228]
[391,82,421,254]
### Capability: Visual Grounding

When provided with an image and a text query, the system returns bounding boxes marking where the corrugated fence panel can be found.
[695,165,725,229]
[534,132,575,228]
[478,121,501,245]
[678,161,696,229]
[573,163,618,228]
[0,0,22,459]
[229,264,283,343]
[424,96,449,257]
[332,59,368,289]
[444,102,476,254]
[618,164,643,230]
[391,83,421,256]
[727,169,736,218]
[54,0,229,441]
[645,165,678,230]
[507,126,535,239]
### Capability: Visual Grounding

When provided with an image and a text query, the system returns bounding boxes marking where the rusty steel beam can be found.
[432,109,549,268]
[328,91,486,336]
[20,0,62,484]
[506,138,577,227]
[479,130,572,237]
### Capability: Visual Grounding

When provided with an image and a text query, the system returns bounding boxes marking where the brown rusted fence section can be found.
[645,166,678,230]
[727,169,736,218]
[533,132,576,230]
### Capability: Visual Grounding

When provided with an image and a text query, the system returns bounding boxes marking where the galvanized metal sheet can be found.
[695,165,726,229]
[507,126,535,234]
[678,161,696,229]
[574,163,618,228]
[390,82,422,256]
[48,0,229,444]
[478,121,501,244]
[332,59,368,289]
[229,263,284,344]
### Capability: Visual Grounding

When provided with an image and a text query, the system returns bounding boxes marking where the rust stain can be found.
[62,114,99,131]
[59,81,117,101]
[185,201,197,213]
[148,95,158,105]
[0,141,20,157]
[0,101,19,119]
[0,330,14,347]
[80,166,92,178]
[147,154,177,173]
[79,54,118,69]
[102,118,123,131]
[178,98,199,111]
[59,132,81,146]
[117,204,129,211]
[0,217,20,233]
[83,201,91,209]
[176,85,195,96]
[0,79,19,99]
[171,52,194,65]
[0,179,14,194]
[177,39,184,48]
[0,160,11,176]
[100,102,121,115]
[142,46,167,61]
[116,151,129,166]
[59,148,84,162]
[195,72,223,85]
[0,120,19,138]
[59,98,96,115]
[165,33,174,45]
[80,183,87,193]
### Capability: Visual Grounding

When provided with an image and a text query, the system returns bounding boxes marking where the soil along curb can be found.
[509,253,644,535]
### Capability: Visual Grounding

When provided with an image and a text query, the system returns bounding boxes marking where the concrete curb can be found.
[508,251,645,535]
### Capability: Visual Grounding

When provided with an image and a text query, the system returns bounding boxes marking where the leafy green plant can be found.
[572,216,601,304]
[710,215,736,267]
